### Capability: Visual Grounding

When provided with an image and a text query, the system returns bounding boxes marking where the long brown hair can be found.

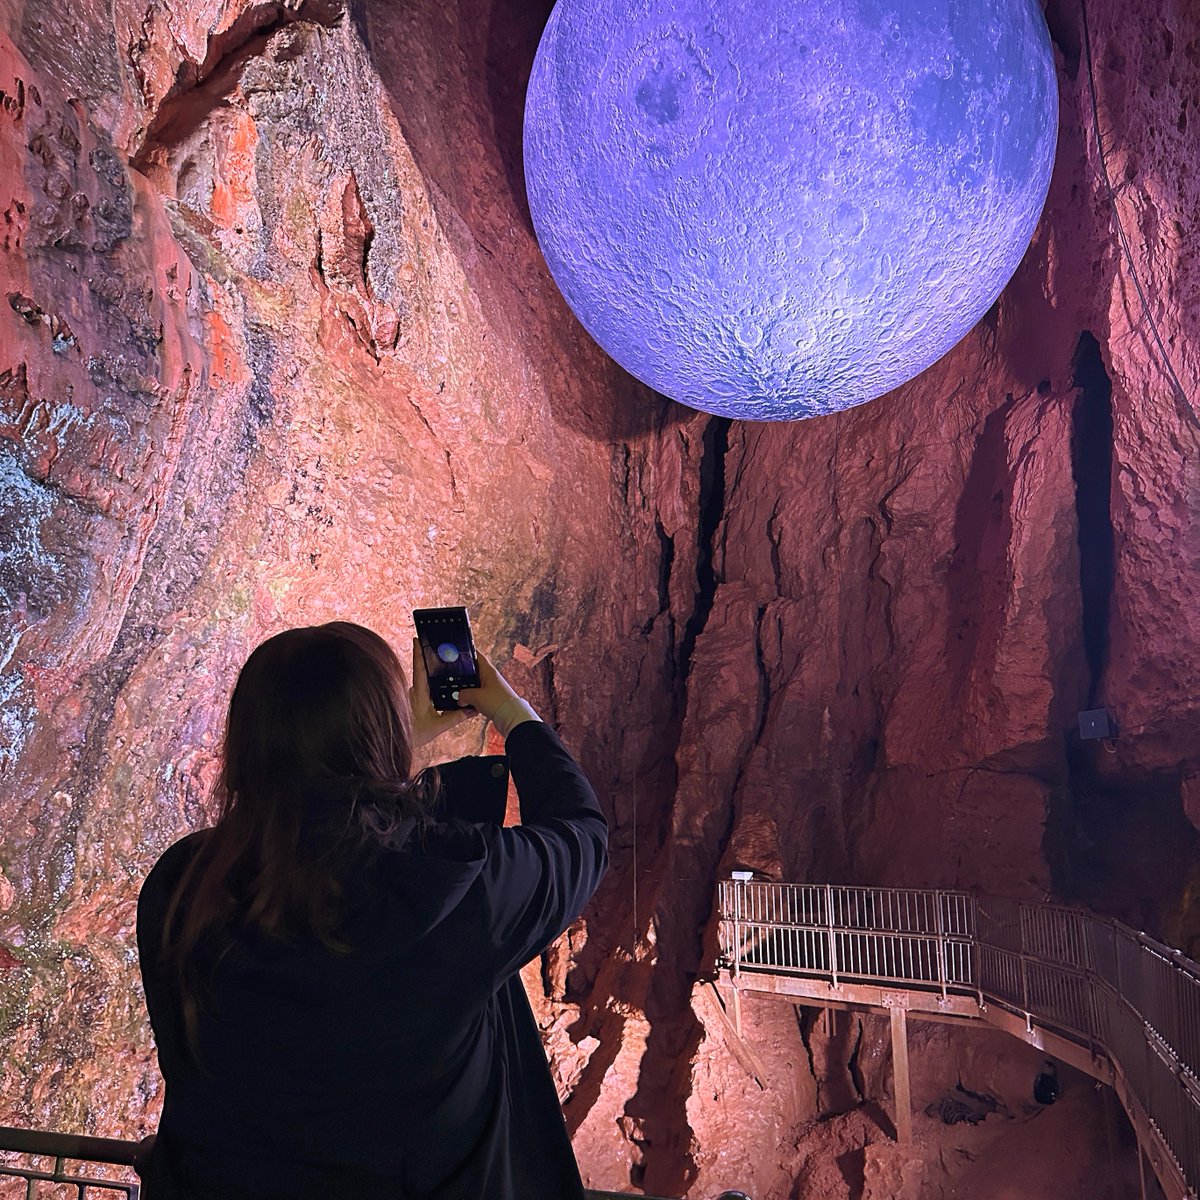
[162,621,436,1053]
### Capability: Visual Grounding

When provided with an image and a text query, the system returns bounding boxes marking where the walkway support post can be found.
[889,1006,913,1144]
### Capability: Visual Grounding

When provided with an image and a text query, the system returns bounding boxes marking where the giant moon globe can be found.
[523,0,1059,420]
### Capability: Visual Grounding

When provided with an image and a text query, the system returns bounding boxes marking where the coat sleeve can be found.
[472,720,608,985]
[136,833,206,1080]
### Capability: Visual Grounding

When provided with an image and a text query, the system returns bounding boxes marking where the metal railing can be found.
[0,1125,143,1197]
[718,880,1200,1197]
[719,882,976,997]
[0,1125,750,1199]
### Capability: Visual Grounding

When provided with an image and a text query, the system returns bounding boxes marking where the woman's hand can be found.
[457,652,539,738]
[409,638,472,748]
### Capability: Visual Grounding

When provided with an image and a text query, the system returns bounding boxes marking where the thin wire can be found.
[632,770,639,950]
[1079,0,1198,430]
[832,411,842,523]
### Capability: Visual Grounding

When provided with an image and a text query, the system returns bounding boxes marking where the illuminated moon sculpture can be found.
[523,0,1059,420]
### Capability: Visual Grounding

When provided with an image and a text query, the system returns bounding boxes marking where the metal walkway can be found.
[716,879,1200,1200]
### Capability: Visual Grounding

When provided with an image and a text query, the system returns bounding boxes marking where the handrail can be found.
[0,1123,144,1197]
[0,1123,144,1164]
[0,1124,750,1200]
[717,880,1200,1198]
[589,1193,750,1200]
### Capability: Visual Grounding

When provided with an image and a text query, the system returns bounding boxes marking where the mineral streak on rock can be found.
[0,0,1198,1196]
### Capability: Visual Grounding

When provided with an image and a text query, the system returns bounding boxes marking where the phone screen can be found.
[413,607,480,710]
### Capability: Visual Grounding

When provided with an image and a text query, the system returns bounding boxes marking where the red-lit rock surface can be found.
[0,0,1197,1196]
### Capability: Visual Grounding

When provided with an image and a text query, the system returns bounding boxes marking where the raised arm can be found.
[457,656,609,984]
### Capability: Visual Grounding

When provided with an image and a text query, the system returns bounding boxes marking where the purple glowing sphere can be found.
[523,0,1059,420]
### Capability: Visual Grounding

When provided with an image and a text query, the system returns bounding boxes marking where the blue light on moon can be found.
[437,643,461,664]
[523,0,1059,420]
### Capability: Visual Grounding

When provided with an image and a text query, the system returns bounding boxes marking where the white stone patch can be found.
[0,453,65,771]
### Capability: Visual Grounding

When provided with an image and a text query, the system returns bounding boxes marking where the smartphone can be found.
[413,606,481,711]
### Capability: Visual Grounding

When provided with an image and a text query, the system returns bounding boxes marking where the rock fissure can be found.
[797,1005,820,1087]
[750,604,772,745]
[846,1017,865,1105]
[1070,330,1115,707]
[675,416,730,690]
[652,517,674,625]
[542,649,559,728]
[766,498,783,594]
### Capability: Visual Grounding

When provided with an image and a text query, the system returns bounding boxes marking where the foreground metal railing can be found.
[0,1125,143,1197]
[0,1124,750,1199]
[718,880,1200,1198]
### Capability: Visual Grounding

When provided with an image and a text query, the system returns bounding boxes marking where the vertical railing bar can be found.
[733,880,742,981]
[826,883,839,989]
[935,890,948,1000]
[1019,907,1032,1031]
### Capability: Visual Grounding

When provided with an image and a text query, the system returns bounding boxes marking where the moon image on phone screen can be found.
[414,607,480,710]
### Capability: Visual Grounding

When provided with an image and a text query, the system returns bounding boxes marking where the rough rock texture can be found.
[0,0,1198,1196]
[783,1020,1151,1200]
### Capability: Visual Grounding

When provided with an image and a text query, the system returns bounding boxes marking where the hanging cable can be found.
[631,769,639,951]
[1079,0,1198,431]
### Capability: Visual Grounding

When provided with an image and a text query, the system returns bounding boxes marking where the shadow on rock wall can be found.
[349,0,690,442]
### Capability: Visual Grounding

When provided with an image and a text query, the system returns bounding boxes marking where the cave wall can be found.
[1,0,1198,1196]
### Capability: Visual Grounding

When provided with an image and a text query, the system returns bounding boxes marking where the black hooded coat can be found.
[136,720,608,1200]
